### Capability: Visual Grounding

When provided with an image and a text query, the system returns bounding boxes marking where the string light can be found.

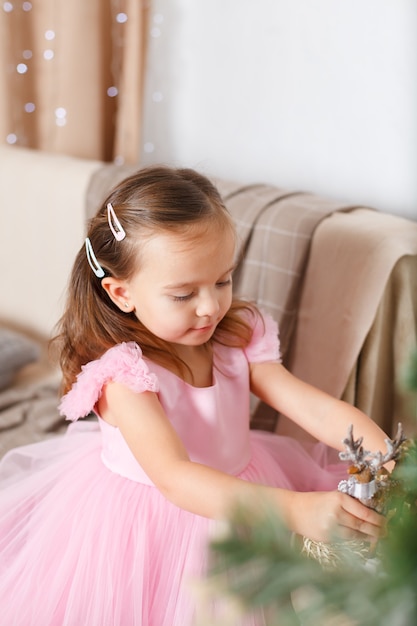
[55,107,67,127]
[116,12,127,24]
[144,142,155,154]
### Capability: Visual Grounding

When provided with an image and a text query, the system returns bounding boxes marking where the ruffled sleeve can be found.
[59,342,159,422]
[243,311,281,363]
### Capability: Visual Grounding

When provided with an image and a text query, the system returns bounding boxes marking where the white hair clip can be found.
[85,237,105,278]
[107,202,126,241]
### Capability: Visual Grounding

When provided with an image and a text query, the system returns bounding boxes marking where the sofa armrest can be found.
[0,145,103,338]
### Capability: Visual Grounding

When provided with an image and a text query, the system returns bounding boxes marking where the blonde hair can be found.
[53,166,260,393]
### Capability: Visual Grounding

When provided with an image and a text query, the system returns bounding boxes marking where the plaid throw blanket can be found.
[214,178,360,361]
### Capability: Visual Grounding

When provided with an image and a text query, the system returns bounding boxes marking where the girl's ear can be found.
[101,277,134,312]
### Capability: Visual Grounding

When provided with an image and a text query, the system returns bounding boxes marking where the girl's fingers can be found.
[338,495,385,540]
[336,519,379,542]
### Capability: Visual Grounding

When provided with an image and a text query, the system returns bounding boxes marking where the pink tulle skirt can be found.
[0,421,347,626]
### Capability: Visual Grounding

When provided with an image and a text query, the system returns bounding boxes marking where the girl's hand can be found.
[288,490,385,543]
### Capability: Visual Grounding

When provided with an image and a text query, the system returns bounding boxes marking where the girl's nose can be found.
[196,290,220,318]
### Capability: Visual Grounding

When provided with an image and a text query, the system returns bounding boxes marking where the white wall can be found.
[142,0,417,220]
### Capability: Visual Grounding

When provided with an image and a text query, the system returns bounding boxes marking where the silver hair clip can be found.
[85,237,105,278]
[107,202,126,241]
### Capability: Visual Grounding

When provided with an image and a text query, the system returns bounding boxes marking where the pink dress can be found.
[0,314,347,625]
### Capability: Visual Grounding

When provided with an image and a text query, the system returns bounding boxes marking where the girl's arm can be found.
[249,361,392,461]
[98,381,384,543]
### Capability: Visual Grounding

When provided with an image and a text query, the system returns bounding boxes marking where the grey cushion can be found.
[0,328,41,390]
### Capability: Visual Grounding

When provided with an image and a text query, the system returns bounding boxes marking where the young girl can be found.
[0,166,390,625]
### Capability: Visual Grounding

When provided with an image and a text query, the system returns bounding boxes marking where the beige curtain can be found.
[0,0,148,163]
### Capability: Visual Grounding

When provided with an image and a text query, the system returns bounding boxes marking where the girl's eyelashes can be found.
[172,293,194,302]
[171,279,232,303]
[216,279,232,288]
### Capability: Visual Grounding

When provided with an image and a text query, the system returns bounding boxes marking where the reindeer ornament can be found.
[337,423,407,514]
[301,423,409,567]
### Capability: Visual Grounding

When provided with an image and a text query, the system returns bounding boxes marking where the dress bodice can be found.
[59,312,280,484]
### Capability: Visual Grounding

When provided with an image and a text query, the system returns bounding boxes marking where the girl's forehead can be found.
[144,221,235,255]
[138,224,236,272]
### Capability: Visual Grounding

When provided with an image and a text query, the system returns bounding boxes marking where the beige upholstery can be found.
[0,145,103,337]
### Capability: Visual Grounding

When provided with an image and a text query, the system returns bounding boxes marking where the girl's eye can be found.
[216,279,232,288]
[172,293,194,302]
[171,279,231,302]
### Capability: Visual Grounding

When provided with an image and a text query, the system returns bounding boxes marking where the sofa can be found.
[1,144,416,457]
